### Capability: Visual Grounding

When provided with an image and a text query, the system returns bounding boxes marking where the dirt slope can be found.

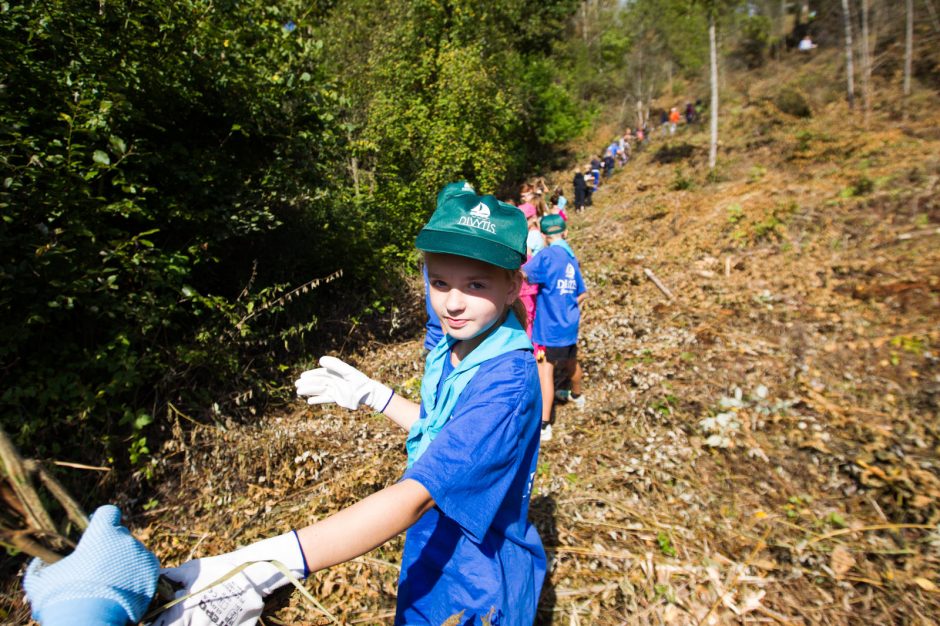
[6,55,939,625]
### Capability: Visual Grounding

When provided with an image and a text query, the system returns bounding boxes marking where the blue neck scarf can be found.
[550,238,576,258]
[406,313,532,467]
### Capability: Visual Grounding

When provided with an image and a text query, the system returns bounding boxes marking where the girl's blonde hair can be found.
[503,268,529,331]
[510,298,528,330]
[532,178,549,218]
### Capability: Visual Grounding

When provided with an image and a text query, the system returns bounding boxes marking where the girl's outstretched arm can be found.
[381,393,421,431]
[296,479,434,572]
[153,480,434,626]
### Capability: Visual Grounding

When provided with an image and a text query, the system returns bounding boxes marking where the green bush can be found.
[774,87,813,118]
[734,14,773,69]
[0,1,353,466]
[671,167,695,191]
[0,0,587,472]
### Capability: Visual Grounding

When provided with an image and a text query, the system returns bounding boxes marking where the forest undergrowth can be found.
[4,53,939,625]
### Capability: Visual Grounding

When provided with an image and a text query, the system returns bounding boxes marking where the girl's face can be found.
[426,253,520,348]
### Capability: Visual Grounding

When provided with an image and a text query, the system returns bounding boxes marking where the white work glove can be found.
[151,531,307,626]
[294,356,394,412]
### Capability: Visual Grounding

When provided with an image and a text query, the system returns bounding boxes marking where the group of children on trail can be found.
[659,102,698,136]
[22,179,590,626]
[572,124,650,214]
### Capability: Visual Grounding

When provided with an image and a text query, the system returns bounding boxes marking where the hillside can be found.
[5,52,939,625]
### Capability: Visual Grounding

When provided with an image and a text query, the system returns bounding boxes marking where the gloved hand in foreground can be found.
[151,531,307,626]
[23,504,159,626]
[295,356,394,412]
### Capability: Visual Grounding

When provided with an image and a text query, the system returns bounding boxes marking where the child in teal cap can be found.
[522,213,588,441]
[155,182,546,626]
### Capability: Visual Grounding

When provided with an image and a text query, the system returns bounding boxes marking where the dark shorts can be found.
[544,344,577,363]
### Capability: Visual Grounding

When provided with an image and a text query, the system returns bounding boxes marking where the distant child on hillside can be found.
[589,157,601,191]
[551,186,568,214]
[519,197,541,337]
[547,187,568,222]
[668,107,681,135]
[603,152,615,179]
[518,182,538,220]
[155,182,546,626]
[532,182,550,218]
[573,168,587,213]
[620,134,632,164]
[522,214,587,442]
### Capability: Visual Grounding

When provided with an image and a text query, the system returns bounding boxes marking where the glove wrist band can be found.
[376,389,395,413]
[291,530,311,579]
[236,531,308,581]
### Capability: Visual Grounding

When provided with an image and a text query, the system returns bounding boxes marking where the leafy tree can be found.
[0,0,349,467]
[0,0,587,473]
[316,0,585,242]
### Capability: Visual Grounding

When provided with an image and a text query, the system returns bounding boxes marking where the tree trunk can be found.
[860,0,872,126]
[841,0,856,109]
[904,0,914,120]
[581,1,587,43]
[708,12,719,170]
[924,0,940,33]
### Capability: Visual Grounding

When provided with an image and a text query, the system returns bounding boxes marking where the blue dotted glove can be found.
[23,504,159,626]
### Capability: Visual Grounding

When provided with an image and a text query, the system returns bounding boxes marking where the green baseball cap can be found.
[416,182,527,269]
[435,180,475,207]
[540,214,566,235]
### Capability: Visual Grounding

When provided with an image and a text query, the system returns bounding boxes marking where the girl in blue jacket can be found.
[152,182,546,626]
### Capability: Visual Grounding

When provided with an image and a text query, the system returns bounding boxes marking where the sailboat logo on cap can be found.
[470,203,490,219]
[458,201,497,234]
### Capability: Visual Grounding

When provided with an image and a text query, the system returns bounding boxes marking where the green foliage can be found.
[557,0,708,108]
[775,87,813,118]
[2,0,797,474]
[891,335,926,355]
[731,201,796,244]
[733,14,773,69]
[317,0,586,243]
[521,59,591,146]
[651,395,679,416]
[0,0,350,467]
[671,167,695,191]
[657,531,678,557]
[747,166,767,183]
[847,175,875,196]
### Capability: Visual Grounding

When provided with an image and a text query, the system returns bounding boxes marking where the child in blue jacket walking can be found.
[522,215,588,441]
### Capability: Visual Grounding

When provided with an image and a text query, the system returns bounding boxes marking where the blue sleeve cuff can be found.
[38,597,128,626]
